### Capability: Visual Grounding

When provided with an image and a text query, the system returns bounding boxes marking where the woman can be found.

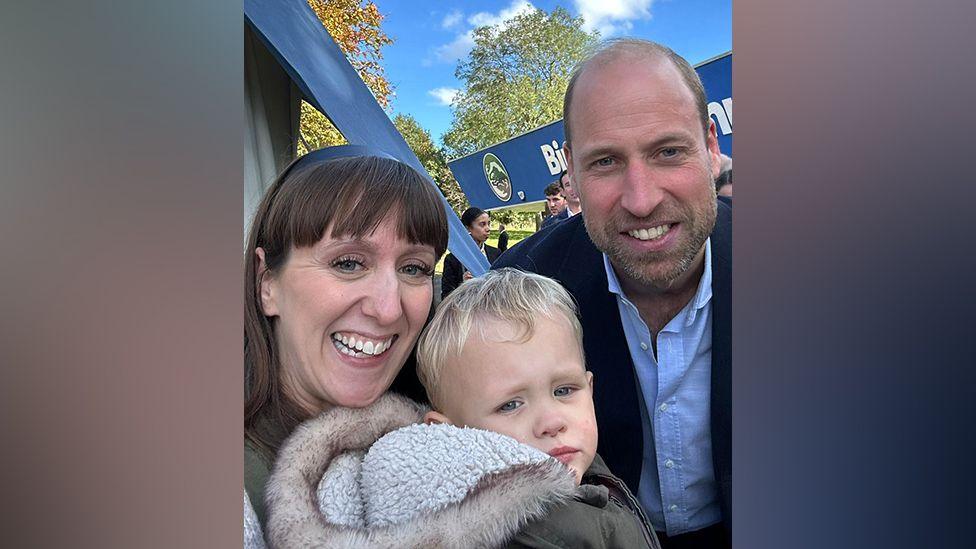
[440,207,500,300]
[244,145,448,530]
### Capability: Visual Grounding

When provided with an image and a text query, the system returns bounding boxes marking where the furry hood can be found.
[263,393,577,548]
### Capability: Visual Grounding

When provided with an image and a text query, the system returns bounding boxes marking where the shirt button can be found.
[640,342,648,351]
[659,403,668,412]
[669,504,678,512]
[664,459,675,469]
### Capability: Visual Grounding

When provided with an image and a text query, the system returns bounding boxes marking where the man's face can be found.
[560,173,579,205]
[564,55,720,290]
[546,192,566,216]
[432,316,597,485]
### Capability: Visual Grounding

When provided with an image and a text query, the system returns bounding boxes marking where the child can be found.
[261,269,659,548]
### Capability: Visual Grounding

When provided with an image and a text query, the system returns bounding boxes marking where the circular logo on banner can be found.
[482,153,512,202]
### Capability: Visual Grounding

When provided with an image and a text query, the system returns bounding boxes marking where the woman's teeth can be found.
[331,333,394,358]
[628,224,671,241]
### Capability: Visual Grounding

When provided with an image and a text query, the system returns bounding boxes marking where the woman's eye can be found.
[331,257,363,273]
[498,400,521,413]
[401,263,433,277]
[554,386,576,397]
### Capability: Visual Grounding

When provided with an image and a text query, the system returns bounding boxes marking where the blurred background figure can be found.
[715,154,732,197]
[496,223,509,252]
[559,169,582,217]
[441,207,500,299]
[541,181,568,230]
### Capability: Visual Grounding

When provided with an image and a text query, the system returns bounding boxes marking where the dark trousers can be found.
[656,522,727,549]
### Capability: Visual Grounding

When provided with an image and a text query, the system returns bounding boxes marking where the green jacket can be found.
[244,440,274,529]
[510,454,660,549]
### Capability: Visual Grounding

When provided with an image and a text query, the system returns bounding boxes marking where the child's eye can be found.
[497,400,522,413]
[554,386,576,398]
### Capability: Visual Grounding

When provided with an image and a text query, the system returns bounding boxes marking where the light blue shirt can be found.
[603,239,721,535]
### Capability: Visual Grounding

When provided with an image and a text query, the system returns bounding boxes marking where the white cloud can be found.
[434,32,476,63]
[432,1,537,63]
[441,10,463,29]
[573,0,653,37]
[428,87,460,106]
[468,0,535,28]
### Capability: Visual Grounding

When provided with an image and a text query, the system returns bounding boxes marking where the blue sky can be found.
[375,0,731,147]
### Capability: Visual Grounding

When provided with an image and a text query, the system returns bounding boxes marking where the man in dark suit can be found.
[540,181,568,230]
[441,207,501,300]
[493,39,730,549]
[496,223,509,252]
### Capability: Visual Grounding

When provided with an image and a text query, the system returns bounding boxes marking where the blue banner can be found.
[449,52,732,211]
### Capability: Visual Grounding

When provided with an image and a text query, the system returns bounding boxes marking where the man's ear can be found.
[585,371,594,389]
[706,120,722,180]
[563,142,574,181]
[255,247,279,317]
[424,410,453,426]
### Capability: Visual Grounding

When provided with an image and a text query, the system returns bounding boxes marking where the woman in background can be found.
[440,206,500,300]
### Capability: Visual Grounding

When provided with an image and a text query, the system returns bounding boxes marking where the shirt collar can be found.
[603,238,713,326]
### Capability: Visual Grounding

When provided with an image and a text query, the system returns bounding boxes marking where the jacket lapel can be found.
[709,199,732,526]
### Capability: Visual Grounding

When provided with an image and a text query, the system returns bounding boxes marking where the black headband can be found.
[283,144,397,179]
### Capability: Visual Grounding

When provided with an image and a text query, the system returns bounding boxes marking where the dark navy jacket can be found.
[493,198,731,541]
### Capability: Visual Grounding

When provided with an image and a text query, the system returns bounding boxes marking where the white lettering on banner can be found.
[540,140,568,175]
[708,97,733,136]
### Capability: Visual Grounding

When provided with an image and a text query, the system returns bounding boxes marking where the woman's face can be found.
[259,216,436,414]
[467,213,491,245]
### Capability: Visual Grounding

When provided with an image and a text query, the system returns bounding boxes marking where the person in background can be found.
[715,168,732,197]
[541,181,569,230]
[497,223,509,252]
[441,206,500,300]
[559,169,583,217]
[493,38,731,548]
[244,146,449,541]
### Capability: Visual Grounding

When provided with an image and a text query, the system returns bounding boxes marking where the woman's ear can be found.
[424,410,453,426]
[255,247,279,317]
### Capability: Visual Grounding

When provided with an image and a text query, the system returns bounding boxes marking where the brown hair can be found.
[562,38,709,145]
[244,154,448,458]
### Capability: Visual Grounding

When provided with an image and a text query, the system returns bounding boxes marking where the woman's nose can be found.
[361,269,403,325]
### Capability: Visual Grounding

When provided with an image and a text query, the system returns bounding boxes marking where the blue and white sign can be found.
[448,51,732,211]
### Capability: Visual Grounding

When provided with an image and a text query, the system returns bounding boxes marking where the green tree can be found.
[299,0,394,154]
[442,7,598,159]
[393,114,468,216]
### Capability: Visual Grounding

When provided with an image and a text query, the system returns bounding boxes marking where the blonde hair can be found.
[417,268,585,408]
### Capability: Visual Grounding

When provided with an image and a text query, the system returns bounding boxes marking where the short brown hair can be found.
[544,181,563,197]
[563,38,709,145]
[244,154,449,456]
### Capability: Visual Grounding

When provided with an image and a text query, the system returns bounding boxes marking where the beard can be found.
[584,193,717,291]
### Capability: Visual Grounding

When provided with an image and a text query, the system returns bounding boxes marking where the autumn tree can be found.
[442,7,598,159]
[393,114,468,216]
[299,0,394,153]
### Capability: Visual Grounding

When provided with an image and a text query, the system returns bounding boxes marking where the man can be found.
[558,169,583,217]
[715,168,732,197]
[496,223,509,252]
[540,181,568,230]
[493,39,731,548]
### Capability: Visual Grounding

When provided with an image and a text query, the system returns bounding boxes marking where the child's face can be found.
[428,316,597,484]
